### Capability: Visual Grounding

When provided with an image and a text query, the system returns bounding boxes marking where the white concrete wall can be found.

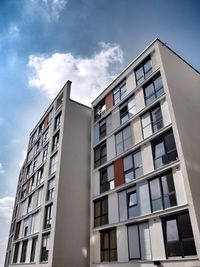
[126,71,135,94]
[172,166,187,206]
[108,193,119,224]
[135,88,145,113]
[132,117,143,144]
[149,217,165,260]
[93,171,100,197]
[141,143,154,174]
[117,225,129,262]
[160,98,171,127]
[92,232,100,263]
[107,135,116,161]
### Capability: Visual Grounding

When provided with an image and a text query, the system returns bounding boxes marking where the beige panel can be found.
[92,232,100,263]
[160,99,171,127]
[126,71,135,94]
[131,117,143,145]
[151,50,159,71]
[117,225,129,262]
[149,217,165,260]
[141,143,154,174]
[93,171,100,197]
[108,192,119,224]
[172,166,187,206]
[135,88,145,113]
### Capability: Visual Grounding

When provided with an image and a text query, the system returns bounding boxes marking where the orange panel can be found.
[114,158,124,187]
[105,91,113,111]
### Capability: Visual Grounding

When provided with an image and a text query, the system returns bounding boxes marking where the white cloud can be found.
[0,163,5,175]
[30,0,67,20]
[28,42,123,105]
[0,197,14,223]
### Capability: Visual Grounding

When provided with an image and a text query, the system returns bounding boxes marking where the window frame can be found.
[94,196,108,227]
[44,204,53,229]
[119,95,136,124]
[148,171,177,212]
[123,149,143,183]
[100,228,117,262]
[100,165,115,193]
[94,142,107,168]
[113,79,126,105]
[40,233,50,262]
[152,130,178,169]
[134,56,152,85]
[115,125,132,156]
[143,74,164,106]
[162,212,197,258]
[94,99,106,122]
[30,237,37,263]
[20,240,28,263]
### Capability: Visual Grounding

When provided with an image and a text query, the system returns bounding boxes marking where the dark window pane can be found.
[166,241,182,257]
[178,214,193,239]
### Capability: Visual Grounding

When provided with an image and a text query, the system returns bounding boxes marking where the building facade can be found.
[4,81,91,267]
[90,39,200,267]
[5,39,200,267]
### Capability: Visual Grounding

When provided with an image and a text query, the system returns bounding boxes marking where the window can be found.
[42,130,49,146]
[94,114,112,144]
[149,171,177,212]
[101,228,117,262]
[47,178,55,201]
[94,99,106,122]
[39,121,45,135]
[27,195,32,213]
[115,125,132,155]
[37,166,44,186]
[44,204,53,229]
[127,188,138,218]
[30,175,35,192]
[30,237,37,262]
[52,132,59,151]
[100,165,114,193]
[54,112,61,130]
[128,222,151,260]
[23,217,31,236]
[20,240,28,263]
[13,243,20,263]
[43,146,48,162]
[49,153,58,175]
[119,96,136,124]
[35,140,40,154]
[141,104,163,138]
[41,233,50,262]
[14,221,21,240]
[37,187,43,207]
[152,130,178,169]
[99,119,106,140]
[94,142,106,168]
[135,56,152,85]
[33,159,37,172]
[163,212,197,258]
[143,74,164,106]
[113,80,126,105]
[30,212,39,234]
[123,149,143,183]
[94,196,108,227]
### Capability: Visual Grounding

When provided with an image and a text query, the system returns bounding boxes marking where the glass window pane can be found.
[133,150,142,169]
[164,132,176,153]
[166,241,182,257]
[110,230,117,249]
[116,132,123,145]
[128,97,136,117]
[163,195,177,209]
[154,75,163,92]
[150,178,161,200]
[178,214,193,239]
[125,171,134,182]
[152,198,162,211]
[166,219,179,241]
[103,233,109,249]
[161,173,175,195]
[116,143,123,155]
[129,192,137,206]
[123,155,133,171]
[107,165,114,181]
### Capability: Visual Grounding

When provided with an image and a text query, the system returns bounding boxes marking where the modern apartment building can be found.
[4,81,91,267]
[90,39,200,267]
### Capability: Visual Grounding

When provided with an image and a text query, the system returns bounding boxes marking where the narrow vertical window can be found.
[30,237,37,262]
[41,233,50,262]
[101,228,117,262]
[135,56,152,85]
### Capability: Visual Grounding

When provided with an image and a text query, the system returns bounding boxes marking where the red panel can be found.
[105,91,113,111]
[114,158,124,187]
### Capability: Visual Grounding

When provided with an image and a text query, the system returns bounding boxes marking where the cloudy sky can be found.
[0,0,199,265]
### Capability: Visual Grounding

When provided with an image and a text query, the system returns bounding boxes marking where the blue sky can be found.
[0,0,199,265]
